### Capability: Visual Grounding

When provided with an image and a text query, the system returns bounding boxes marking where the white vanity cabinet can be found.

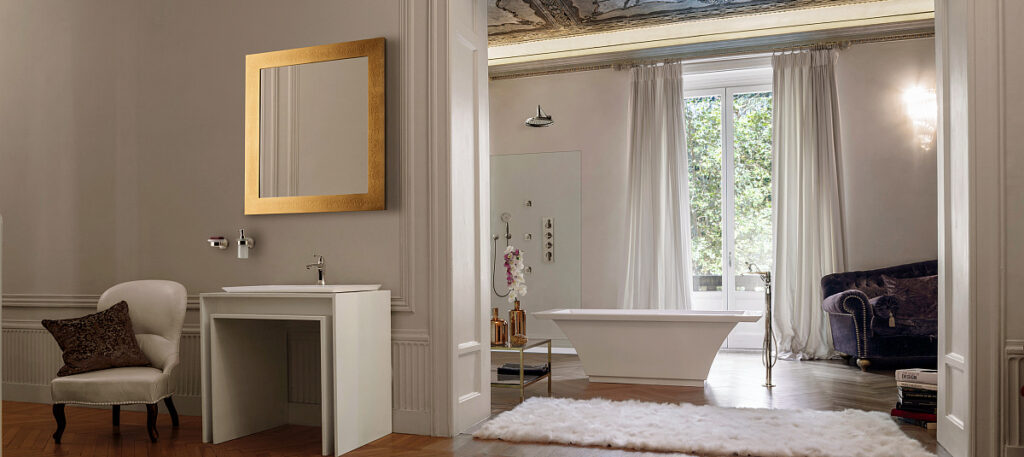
[199,290,391,456]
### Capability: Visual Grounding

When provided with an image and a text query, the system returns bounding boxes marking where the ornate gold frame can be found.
[244,38,386,215]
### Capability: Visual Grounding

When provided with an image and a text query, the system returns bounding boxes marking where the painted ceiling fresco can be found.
[488,0,879,45]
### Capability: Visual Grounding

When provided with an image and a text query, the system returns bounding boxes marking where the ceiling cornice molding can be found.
[488,0,890,46]
[488,0,933,69]
[488,18,934,79]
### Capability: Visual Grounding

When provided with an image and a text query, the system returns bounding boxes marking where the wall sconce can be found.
[902,86,937,150]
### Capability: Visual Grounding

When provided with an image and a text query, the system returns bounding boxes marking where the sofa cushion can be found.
[872,316,938,338]
[869,295,937,338]
[882,274,938,318]
[42,301,151,377]
[50,366,170,405]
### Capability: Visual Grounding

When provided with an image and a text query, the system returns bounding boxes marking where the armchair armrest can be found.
[824,288,874,326]
[822,289,874,359]
[822,289,871,317]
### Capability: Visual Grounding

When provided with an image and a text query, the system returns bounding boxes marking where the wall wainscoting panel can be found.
[1,315,434,434]
[2,324,205,414]
[287,326,322,404]
[1006,340,1024,453]
[176,332,202,398]
[392,329,431,435]
[3,327,63,386]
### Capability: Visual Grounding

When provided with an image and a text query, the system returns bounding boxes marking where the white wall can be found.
[0,0,134,294]
[490,151,582,345]
[0,0,436,434]
[488,38,938,309]
[489,69,631,309]
[836,38,938,271]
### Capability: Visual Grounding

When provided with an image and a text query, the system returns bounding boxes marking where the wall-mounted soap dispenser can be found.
[237,229,254,259]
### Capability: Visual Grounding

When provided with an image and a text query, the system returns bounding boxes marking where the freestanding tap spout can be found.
[305,255,326,285]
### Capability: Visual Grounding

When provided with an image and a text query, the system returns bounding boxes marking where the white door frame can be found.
[935,0,1006,455]
[423,0,1016,449]
[427,0,492,437]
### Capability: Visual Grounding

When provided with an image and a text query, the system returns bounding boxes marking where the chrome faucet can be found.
[305,255,326,285]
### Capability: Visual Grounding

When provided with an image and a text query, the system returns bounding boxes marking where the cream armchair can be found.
[50,280,187,443]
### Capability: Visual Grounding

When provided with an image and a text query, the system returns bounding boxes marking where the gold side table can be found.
[490,339,552,403]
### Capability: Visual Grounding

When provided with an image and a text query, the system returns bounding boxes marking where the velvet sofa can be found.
[821,260,938,371]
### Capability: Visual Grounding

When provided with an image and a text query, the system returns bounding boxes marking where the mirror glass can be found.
[258,57,369,197]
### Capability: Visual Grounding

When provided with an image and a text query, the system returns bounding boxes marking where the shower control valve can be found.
[542,217,555,263]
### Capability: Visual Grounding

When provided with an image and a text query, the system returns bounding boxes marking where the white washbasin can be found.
[221,284,382,293]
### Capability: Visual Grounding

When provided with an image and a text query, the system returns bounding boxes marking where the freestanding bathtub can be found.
[534,309,762,386]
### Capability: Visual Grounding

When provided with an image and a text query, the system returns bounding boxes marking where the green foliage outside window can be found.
[732,92,773,276]
[684,92,773,286]
[685,96,723,277]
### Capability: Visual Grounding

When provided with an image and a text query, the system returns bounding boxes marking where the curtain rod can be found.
[613,40,848,70]
[489,30,933,80]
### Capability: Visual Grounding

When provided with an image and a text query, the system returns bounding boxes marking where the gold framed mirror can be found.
[245,38,385,215]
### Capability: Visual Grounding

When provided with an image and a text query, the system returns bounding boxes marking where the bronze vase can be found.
[508,300,526,345]
[490,308,508,346]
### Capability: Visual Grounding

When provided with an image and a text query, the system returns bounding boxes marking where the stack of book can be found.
[891,368,937,430]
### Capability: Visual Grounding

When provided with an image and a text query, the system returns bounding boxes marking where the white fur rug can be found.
[474,397,934,457]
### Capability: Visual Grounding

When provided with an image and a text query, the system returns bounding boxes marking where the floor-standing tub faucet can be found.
[306,255,326,285]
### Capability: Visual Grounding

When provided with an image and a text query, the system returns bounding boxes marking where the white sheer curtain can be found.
[772,49,847,359]
[622,63,694,310]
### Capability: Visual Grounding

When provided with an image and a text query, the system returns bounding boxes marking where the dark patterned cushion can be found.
[870,295,937,337]
[42,301,151,376]
[881,274,938,319]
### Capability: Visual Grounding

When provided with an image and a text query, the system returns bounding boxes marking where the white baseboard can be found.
[4,380,429,434]
[4,383,52,405]
[287,402,322,427]
[393,409,432,435]
[5,381,322,428]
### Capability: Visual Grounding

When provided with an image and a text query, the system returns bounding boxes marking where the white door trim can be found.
[935,0,1007,455]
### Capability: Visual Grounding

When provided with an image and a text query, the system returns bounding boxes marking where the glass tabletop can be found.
[490,338,551,352]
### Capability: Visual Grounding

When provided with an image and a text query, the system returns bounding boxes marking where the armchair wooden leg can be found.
[52,404,66,444]
[145,403,159,443]
[856,358,871,371]
[163,396,180,427]
[112,405,120,427]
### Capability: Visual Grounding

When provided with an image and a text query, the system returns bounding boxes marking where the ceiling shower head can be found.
[525,105,554,127]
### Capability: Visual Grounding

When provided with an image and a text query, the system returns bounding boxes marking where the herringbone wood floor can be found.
[3,351,938,456]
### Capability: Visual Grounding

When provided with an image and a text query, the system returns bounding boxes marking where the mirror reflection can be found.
[258,57,369,198]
